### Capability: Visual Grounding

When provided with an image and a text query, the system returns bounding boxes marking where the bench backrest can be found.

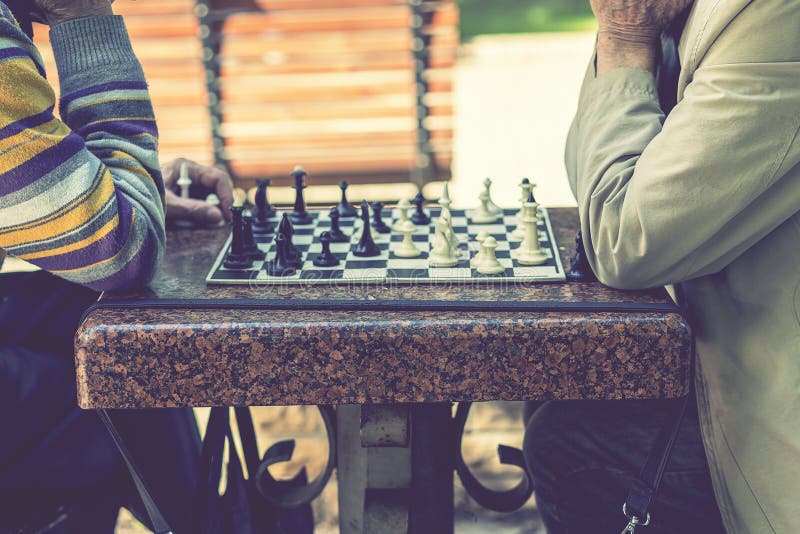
[34,0,457,190]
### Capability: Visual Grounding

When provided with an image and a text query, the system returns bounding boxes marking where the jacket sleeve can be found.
[0,8,165,290]
[565,0,800,289]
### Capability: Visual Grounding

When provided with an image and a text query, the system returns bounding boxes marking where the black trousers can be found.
[523,397,726,533]
[0,272,200,533]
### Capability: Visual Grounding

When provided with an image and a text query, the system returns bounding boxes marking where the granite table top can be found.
[75,208,691,409]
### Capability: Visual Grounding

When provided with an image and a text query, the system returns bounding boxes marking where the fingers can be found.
[162,158,235,221]
[165,190,224,225]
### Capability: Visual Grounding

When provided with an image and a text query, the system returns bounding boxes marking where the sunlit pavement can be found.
[447,32,593,210]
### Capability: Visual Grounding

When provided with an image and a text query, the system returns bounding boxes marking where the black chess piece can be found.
[328,207,350,243]
[264,233,296,277]
[242,215,265,261]
[337,180,357,218]
[371,201,390,234]
[290,166,313,225]
[567,231,597,282]
[252,179,275,233]
[525,178,537,203]
[277,213,302,267]
[313,232,340,267]
[353,200,381,257]
[410,191,429,225]
[223,206,252,269]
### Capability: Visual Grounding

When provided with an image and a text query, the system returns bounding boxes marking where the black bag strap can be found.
[621,330,694,532]
[98,410,174,534]
[234,407,261,479]
[621,392,690,533]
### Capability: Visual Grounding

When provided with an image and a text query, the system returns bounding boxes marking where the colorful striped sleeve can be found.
[0,7,165,290]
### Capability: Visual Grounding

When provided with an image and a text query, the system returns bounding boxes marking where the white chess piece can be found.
[173,162,195,228]
[205,193,226,228]
[476,236,504,275]
[511,201,532,241]
[393,198,412,232]
[470,231,490,268]
[394,220,421,258]
[515,179,532,224]
[178,161,192,199]
[483,177,502,215]
[439,182,452,211]
[438,207,460,256]
[472,191,498,224]
[516,201,548,265]
[429,229,459,267]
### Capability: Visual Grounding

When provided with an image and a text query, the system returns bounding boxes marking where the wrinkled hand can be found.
[590,0,693,45]
[162,159,234,225]
[30,0,113,26]
[590,0,694,73]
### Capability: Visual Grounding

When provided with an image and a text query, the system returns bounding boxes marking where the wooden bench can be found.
[33,0,458,194]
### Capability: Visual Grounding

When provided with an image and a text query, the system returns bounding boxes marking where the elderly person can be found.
[525,0,799,532]
[0,1,232,531]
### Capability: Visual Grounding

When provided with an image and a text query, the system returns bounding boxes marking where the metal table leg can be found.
[337,403,454,534]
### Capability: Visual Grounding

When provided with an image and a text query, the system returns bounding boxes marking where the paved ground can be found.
[117,32,594,533]
[450,32,593,210]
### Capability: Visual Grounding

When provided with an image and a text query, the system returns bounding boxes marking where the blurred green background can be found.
[457,0,596,39]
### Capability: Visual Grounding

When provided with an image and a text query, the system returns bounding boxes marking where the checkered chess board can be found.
[205,208,566,285]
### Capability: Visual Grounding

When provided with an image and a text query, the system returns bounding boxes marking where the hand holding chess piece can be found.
[162,158,234,226]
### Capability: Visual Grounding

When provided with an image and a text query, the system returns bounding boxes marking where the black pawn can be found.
[525,178,537,203]
[328,207,350,243]
[337,180,357,218]
[224,206,252,269]
[290,166,313,225]
[264,233,296,277]
[410,192,429,225]
[371,201,390,234]
[567,231,597,282]
[252,179,275,233]
[243,215,265,261]
[278,213,302,267]
[353,200,381,257]
[313,232,340,267]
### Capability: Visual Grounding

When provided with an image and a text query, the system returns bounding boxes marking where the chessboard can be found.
[206,206,566,285]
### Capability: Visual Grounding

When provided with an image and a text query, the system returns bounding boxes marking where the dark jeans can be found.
[0,272,201,533]
[523,397,726,534]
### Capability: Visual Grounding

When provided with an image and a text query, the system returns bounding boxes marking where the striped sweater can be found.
[0,4,165,290]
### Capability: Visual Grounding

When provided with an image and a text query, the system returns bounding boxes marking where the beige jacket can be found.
[566,0,799,531]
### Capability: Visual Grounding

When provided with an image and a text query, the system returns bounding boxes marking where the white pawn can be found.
[429,229,459,267]
[394,220,421,258]
[393,198,412,232]
[476,236,504,275]
[472,191,498,224]
[516,201,548,265]
[470,231,490,268]
[483,177,502,215]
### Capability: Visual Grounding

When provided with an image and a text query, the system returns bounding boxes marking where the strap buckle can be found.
[622,503,651,533]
